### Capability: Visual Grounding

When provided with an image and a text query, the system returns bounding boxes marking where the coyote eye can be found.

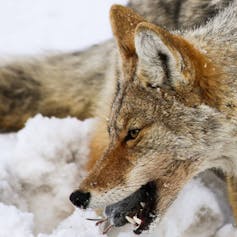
[125,129,140,142]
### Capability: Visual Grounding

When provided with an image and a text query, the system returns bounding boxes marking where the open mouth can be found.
[104,181,157,234]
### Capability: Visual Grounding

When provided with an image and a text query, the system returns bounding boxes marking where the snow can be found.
[0,1,236,237]
[0,203,34,237]
[0,0,127,56]
[38,209,105,237]
[0,115,96,235]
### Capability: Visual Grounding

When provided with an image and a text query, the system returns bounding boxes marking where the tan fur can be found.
[0,41,114,132]
[86,120,109,171]
[227,176,237,223]
[155,158,201,215]
[81,143,130,192]
[110,5,145,59]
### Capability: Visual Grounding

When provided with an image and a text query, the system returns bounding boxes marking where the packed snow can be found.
[0,1,237,237]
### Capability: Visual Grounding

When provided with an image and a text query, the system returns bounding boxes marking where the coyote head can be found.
[70,5,235,234]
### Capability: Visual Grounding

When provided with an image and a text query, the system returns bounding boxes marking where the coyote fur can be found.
[1,0,237,234]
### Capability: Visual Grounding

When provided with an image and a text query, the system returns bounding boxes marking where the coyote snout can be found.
[70,180,158,234]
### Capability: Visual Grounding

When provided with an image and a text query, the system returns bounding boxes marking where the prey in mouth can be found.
[87,182,157,235]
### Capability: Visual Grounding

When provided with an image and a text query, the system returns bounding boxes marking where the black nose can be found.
[69,190,91,209]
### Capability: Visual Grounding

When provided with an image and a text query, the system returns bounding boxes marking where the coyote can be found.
[0,0,236,234]
[70,1,237,234]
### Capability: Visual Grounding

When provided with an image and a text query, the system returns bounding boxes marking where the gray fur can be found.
[129,0,232,29]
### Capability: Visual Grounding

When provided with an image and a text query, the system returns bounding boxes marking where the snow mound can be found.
[0,115,98,235]
[38,209,105,237]
[0,203,34,237]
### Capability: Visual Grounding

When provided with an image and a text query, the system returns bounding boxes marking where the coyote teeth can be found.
[125,215,136,225]
[140,202,145,208]
[133,215,142,225]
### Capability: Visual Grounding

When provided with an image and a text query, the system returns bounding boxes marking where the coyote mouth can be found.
[105,181,157,234]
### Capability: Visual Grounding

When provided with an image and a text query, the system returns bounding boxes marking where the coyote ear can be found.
[110,5,145,59]
[135,22,191,90]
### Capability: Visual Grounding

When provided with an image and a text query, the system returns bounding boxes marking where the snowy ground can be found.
[0,1,237,237]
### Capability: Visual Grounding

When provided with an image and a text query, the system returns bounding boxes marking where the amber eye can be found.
[125,129,141,142]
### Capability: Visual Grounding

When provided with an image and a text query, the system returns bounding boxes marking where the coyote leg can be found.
[227,176,237,224]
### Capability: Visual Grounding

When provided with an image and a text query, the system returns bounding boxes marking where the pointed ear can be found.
[135,22,194,91]
[110,5,146,59]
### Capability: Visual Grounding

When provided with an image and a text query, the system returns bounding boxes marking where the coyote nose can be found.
[69,190,91,209]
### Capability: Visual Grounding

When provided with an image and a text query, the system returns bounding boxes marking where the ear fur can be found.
[134,22,225,109]
[110,5,146,59]
[110,7,223,109]
[135,22,190,90]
